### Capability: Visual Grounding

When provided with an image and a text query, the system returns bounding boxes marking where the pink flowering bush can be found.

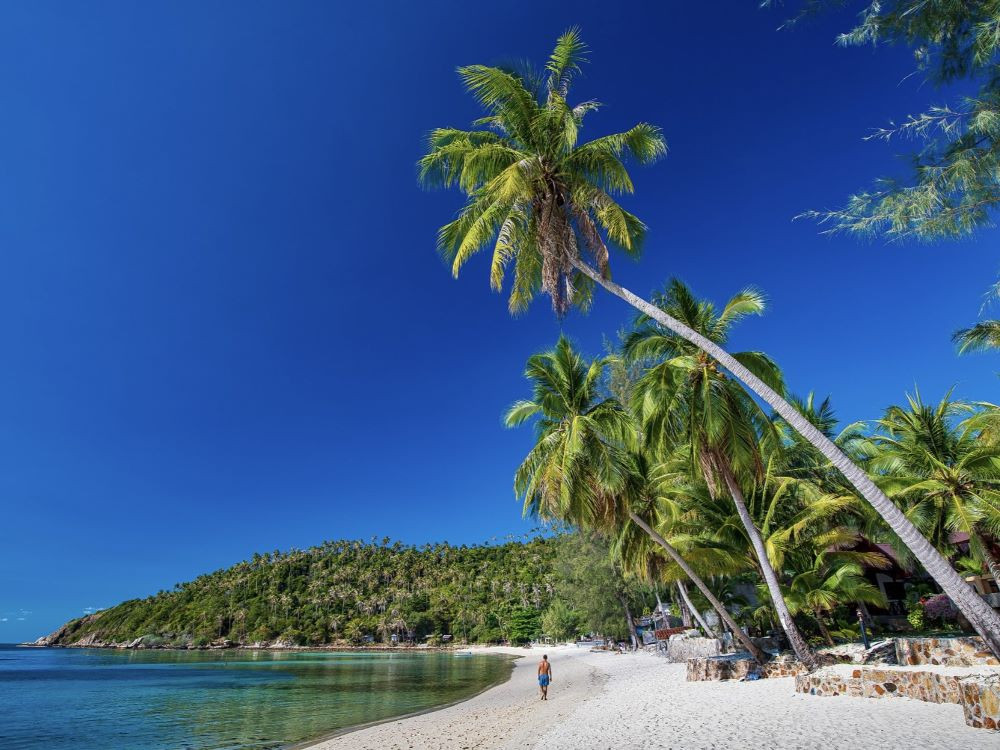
[923,594,958,622]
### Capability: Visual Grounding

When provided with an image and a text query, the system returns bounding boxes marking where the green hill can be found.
[36,537,562,648]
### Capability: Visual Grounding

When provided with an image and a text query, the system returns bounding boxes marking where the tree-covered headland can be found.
[39,534,651,648]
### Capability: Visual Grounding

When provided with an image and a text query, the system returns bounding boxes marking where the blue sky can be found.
[0,1,996,643]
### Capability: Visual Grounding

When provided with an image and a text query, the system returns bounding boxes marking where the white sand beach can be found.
[308,646,997,750]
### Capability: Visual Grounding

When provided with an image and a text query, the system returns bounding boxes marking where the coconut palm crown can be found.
[953,320,1000,354]
[506,335,768,662]
[419,28,666,316]
[504,335,635,526]
[865,391,1000,582]
[623,278,785,478]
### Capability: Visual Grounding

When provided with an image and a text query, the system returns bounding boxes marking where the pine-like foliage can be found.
[774,1,1000,238]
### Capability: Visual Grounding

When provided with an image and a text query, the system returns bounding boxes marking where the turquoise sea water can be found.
[0,644,512,750]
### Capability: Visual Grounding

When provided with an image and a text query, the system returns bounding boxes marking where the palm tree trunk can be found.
[974,530,1000,588]
[628,511,767,664]
[677,579,719,638]
[813,608,835,647]
[617,592,640,650]
[676,584,693,627]
[718,461,818,669]
[571,257,1000,660]
[654,586,667,627]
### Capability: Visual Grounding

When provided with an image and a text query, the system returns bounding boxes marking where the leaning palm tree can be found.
[625,280,817,667]
[612,468,748,642]
[505,336,766,662]
[419,29,1000,656]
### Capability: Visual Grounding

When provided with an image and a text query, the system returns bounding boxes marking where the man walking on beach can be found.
[537,654,552,700]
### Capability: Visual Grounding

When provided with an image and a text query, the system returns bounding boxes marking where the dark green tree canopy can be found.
[40,537,562,648]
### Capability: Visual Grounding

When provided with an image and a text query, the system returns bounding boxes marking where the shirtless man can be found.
[537,654,552,700]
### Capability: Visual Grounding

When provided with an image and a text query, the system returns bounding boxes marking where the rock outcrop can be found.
[27,612,105,647]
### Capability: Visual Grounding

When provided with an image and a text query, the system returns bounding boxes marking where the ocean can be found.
[0,644,512,749]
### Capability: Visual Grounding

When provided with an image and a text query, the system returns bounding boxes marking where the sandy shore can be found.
[305,645,601,750]
[307,647,997,749]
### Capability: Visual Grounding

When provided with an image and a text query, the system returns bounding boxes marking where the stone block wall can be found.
[797,665,999,731]
[666,636,720,662]
[860,667,962,703]
[796,669,864,698]
[960,675,1000,731]
[762,655,807,678]
[895,636,999,667]
[686,656,743,681]
[796,666,963,705]
[686,654,806,681]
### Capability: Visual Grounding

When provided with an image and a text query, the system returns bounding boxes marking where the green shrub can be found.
[541,600,582,642]
[508,608,542,644]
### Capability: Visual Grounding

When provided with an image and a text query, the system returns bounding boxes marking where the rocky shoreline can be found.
[23,614,459,651]
[22,636,459,652]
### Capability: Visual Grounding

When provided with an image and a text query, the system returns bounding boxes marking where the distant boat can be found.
[453,650,473,657]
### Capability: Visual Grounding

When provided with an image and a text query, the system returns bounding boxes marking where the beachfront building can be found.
[848,534,1000,628]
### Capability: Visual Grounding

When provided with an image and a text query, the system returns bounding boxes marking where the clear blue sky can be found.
[0,2,996,643]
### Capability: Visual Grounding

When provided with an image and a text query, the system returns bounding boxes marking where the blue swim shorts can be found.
[538,674,550,687]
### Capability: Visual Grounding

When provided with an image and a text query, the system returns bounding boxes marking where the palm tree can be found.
[784,554,887,647]
[419,28,665,318]
[865,392,1000,585]
[613,488,738,641]
[420,29,1000,656]
[625,280,817,667]
[505,335,767,662]
[954,321,1000,354]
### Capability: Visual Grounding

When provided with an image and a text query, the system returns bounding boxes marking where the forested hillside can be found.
[37,536,618,648]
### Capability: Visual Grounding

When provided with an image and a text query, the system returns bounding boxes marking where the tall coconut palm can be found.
[612,472,744,642]
[614,451,770,656]
[625,280,817,667]
[419,28,665,318]
[505,336,766,662]
[420,29,1000,656]
[505,336,636,521]
[864,392,1000,585]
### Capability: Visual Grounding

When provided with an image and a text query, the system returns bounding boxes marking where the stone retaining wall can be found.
[960,674,1000,730]
[863,666,962,703]
[895,636,999,667]
[686,654,806,681]
[795,669,863,698]
[796,665,999,731]
[686,656,740,681]
[666,636,720,662]
[762,655,807,678]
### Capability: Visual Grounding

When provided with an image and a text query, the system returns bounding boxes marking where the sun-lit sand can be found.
[306,646,996,749]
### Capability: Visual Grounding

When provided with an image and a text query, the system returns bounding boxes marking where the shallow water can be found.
[0,644,511,749]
